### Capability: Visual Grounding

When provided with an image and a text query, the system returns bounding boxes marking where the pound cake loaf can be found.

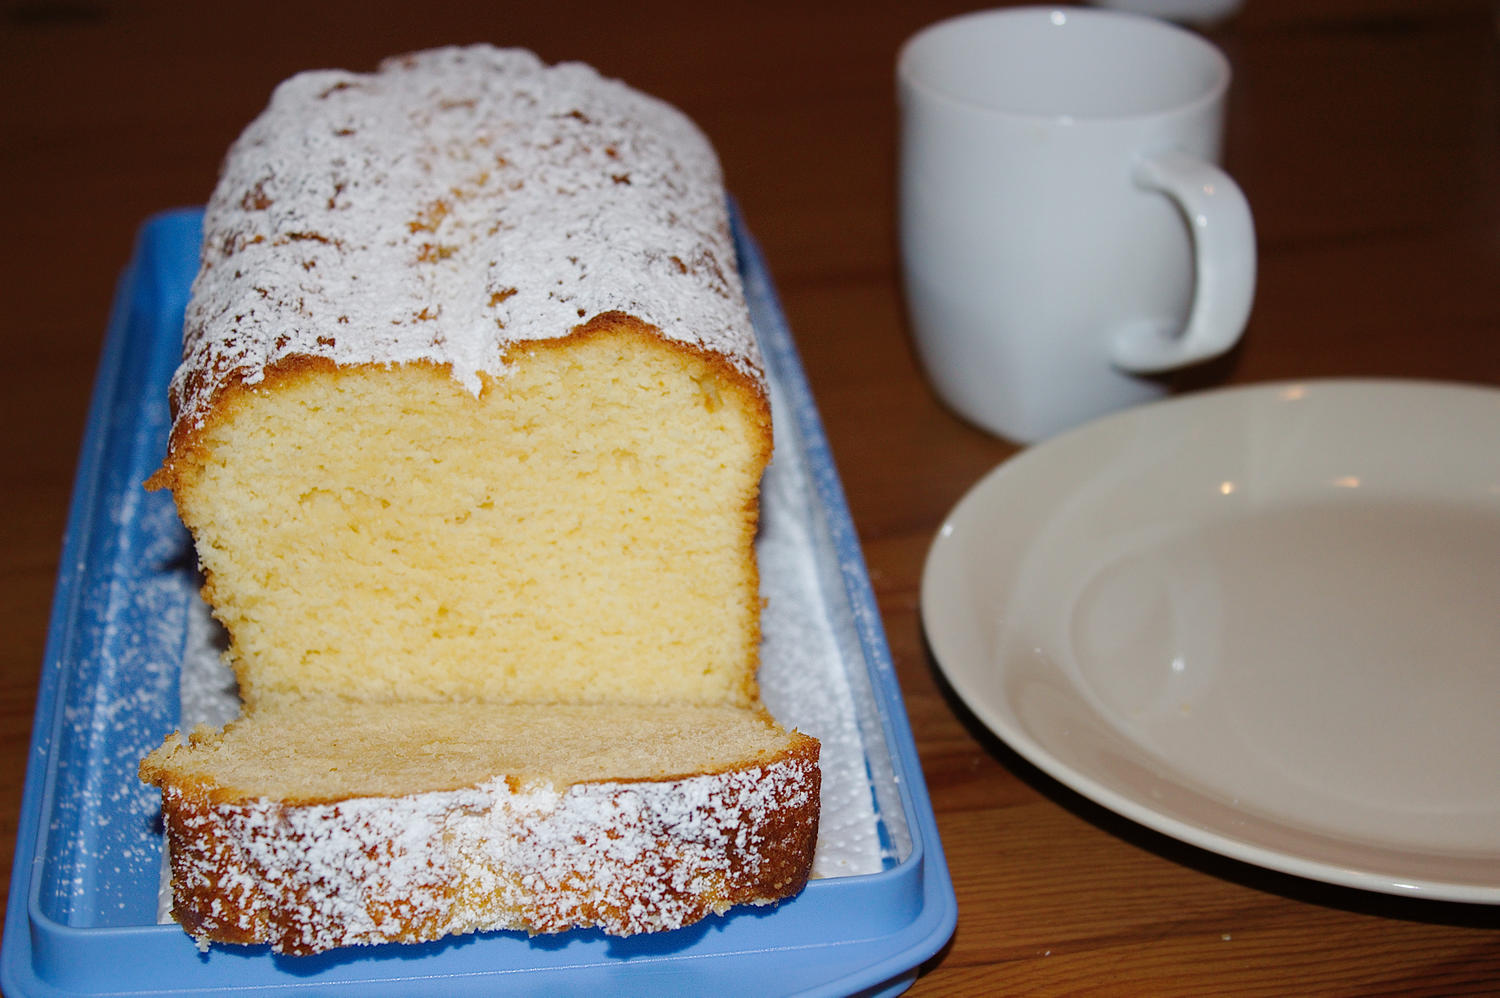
[140,45,819,954]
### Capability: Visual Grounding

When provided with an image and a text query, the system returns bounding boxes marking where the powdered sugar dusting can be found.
[164,756,815,953]
[172,45,762,434]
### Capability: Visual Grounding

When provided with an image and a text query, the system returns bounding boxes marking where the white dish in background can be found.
[922,379,1500,902]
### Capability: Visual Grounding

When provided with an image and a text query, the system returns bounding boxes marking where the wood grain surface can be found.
[3,1,1498,993]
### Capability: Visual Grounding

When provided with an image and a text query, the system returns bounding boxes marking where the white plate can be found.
[922,379,1500,902]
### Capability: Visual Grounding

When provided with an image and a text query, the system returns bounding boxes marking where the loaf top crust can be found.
[172,45,762,440]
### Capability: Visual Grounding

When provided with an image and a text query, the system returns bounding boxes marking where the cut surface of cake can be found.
[164,317,768,708]
[139,44,819,955]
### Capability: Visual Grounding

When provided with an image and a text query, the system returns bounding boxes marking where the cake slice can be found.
[140,702,820,954]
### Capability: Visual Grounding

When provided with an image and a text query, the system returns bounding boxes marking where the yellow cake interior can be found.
[164,321,772,708]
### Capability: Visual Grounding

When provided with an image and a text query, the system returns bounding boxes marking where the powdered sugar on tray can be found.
[756,381,889,879]
[172,46,762,436]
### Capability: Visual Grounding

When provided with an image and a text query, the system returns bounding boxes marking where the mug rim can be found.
[897,5,1231,124]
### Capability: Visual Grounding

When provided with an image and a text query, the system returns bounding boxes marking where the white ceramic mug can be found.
[898,6,1255,442]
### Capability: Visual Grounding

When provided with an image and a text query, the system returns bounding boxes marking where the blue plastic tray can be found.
[2,207,956,996]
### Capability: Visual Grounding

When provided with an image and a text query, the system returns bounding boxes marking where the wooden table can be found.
[4,1,1497,993]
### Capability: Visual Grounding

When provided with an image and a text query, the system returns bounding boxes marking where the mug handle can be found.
[1110,150,1256,373]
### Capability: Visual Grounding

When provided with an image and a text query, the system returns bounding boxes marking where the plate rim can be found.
[920,376,1500,904]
